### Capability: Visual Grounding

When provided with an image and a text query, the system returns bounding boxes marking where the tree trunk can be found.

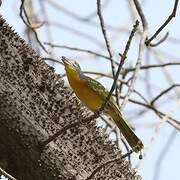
[0,15,141,180]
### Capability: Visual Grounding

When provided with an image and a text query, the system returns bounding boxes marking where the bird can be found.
[62,56,144,153]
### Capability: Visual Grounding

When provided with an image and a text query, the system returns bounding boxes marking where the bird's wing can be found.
[84,76,119,108]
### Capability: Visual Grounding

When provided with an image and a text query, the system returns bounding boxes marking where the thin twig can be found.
[0,167,17,180]
[151,84,180,105]
[84,0,111,21]
[42,57,63,65]
[118,20,139,67]
[123,61,180,75]
[96,0,121,107]
[97,0,116,77]
[146,0,179,46]
[20,0,48,53]
[44,43,113,62]
[98,20,139,113]
[119,96,180,130]
[100,117,131,158]
[85,151,133,180]
[38,113,95,148]
[39,0,54,55]
[120,134,131,162]
[116,20,139,105]
[149,32,169,47]
[121,0,148,109]
[133,0,148,30]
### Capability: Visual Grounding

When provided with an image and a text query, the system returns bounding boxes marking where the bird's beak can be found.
[62,56,72,66]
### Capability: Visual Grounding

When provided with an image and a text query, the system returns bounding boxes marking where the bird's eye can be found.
[74,62,78,67]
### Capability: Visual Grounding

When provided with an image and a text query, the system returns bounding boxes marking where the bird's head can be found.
[62,56,81,70]
[62,56,84,79]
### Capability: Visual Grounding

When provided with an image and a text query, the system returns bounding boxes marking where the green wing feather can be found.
[84,76,119,109]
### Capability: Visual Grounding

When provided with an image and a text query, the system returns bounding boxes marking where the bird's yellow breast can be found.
[65,66,103,111]
[75,84,103,111]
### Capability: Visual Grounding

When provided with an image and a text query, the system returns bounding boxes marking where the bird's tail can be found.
[107,105,144,153]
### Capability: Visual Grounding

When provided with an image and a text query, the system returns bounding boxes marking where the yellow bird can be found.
[62,56,144,153]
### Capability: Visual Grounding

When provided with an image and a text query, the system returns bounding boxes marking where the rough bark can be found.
[0,15,141,180]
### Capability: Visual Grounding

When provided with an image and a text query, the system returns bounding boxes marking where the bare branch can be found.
[123,61,180,75]
[146,0,179,46]
[86,151,133,180]
[97,0,116,77]
[20,0,48,53]
[151,84,180,105]
[0,167,17,180]
[44,43,111,61]
[121,0,148,109]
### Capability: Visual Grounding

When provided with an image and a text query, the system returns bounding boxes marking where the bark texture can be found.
[0,15,141,180]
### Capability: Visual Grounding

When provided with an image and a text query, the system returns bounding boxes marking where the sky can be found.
[0,1,180,180]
